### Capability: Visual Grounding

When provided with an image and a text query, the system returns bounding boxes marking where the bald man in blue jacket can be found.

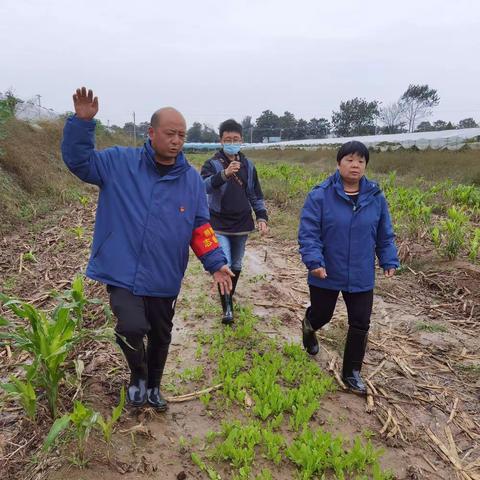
[62,87,233,410]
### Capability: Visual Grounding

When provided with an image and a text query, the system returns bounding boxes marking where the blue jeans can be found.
[216,234,248,271]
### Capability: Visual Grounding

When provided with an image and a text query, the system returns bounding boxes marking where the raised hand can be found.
[73,87,99,120]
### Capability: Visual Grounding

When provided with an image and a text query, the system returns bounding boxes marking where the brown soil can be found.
[1,199,479,480]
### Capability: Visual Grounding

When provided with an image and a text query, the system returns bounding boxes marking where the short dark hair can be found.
[336,141,370,164]
[219,119,242,138]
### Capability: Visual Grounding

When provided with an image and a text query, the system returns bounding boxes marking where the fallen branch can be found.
[447,397,459,424]
[165,383,222,403]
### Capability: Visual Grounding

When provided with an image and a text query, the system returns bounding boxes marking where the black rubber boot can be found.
[302,307,319,356]
[147,388,168,411]
[146,341,169,411]
[231,269,241,297]
[342,326,368,395]
[218,285,234,325]
[116,334,148,407]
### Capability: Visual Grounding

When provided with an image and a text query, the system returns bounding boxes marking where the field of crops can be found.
[1,146,479,479]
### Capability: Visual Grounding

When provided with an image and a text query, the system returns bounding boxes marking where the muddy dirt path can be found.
[1,199,479,480]
[242,236,480,480]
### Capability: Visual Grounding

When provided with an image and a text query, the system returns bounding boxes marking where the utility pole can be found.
[36,94,41,107]
[250,126,253,143]
[133,111,136,146]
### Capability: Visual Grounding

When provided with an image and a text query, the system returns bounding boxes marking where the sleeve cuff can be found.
[255,210,268,222]
[211,171,228,188]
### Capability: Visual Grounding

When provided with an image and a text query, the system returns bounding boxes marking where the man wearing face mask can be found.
[201,119,269,324]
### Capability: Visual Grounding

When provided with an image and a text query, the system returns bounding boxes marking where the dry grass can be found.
[247,147,480,186]
[0,118,131,235]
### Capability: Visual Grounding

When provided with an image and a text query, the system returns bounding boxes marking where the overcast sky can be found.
[1,0,479,129]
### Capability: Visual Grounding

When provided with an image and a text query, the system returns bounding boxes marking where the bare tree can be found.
[379,101,405,134]
[400,84,440,133]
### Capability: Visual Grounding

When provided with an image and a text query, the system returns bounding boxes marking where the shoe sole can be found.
[148,403,168,411]
[346,387,367,396]
[342,379,367,395]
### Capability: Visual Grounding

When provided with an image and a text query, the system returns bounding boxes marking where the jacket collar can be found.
[331,170,380,206]
[143,140,190,179]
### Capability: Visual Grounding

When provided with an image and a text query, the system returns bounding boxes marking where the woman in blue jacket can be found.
[298,141,399,394]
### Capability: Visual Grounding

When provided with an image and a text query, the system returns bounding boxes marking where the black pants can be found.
[107,285,176,388]
[307,285,373,332]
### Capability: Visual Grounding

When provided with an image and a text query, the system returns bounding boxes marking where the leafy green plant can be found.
[191,452,222,480]
[211,420,262,471]
[0,279,112,418]
[469,228,480,262]
[56,275,111,328]
[434,207,469,259]
[22,250,37,263]
[0,295,81,417]
[69,226,85,240]
[96,387,125,459]
[200,392,212,408]
[44,400,100,466]
[286,428,392,480]
[255,470,273,480]
[194,344,203,360]
[261,429,284,464]
[77,195,90,207]
[415,321,448,333]
[1,363,37,420]
[179,365,204,382]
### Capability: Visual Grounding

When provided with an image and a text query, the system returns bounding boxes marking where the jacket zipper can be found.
[347,202,356,291]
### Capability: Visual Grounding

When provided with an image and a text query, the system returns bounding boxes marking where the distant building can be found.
[0,92,60,121]
[262,136,281,143]
[15,101,59,121]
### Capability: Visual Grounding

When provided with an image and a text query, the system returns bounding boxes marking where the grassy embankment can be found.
[0,117,131,236]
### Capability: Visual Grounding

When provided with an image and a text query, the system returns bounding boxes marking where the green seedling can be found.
[179,365,204,382]
[77,195,90,207]
[1,362,38,420]
[23,250,37,263]
[469,228,480,262]
[262,429,284,464]
[200,392,212,408]
[44,400,100,466]
[415,321,448,333]
[69,226,85,240]
[96,387,126,459]
[0,295,82,417]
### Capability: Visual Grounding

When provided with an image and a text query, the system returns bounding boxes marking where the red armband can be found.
[190,223,219,257]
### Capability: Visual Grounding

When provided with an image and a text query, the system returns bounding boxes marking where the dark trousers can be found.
[307,285,373,332]
[107,285,176,388]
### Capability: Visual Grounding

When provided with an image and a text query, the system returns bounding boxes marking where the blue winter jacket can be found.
[298,170,399,292]
[62,116,226,297]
